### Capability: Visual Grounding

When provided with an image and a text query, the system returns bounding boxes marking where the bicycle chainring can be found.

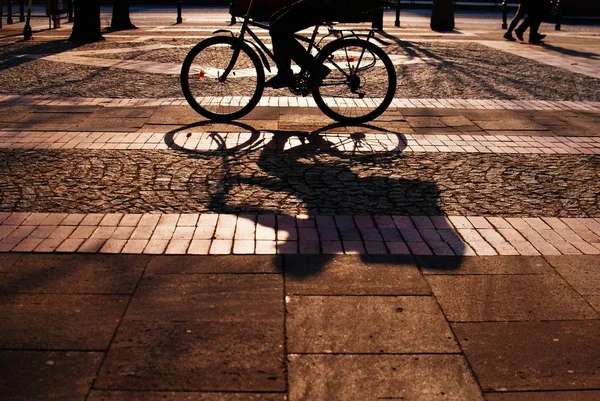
[288,72,309,96]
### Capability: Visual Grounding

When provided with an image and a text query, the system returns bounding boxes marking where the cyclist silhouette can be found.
[266,0,341,88]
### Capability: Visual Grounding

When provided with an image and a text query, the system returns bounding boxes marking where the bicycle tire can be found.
[181,36,265,121]
[312,38,396,123]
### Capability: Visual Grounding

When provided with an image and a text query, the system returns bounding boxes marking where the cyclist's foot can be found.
[265,73,294,89]
[303,65,331,95]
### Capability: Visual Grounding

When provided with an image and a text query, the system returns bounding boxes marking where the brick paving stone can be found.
[130,225,155,240]
[121,239,148,254]
[146,255,280,274]
[210,240,233,254]
[70,225,97,239]
[234,239,255,254]
[118,214,142,227]
[417,256,553,275]
[110,226,135,240]
[30,225,58,239]
[80,214,105,226]
[165,240,191,255]
[256,241,277,254]
[0,351,103,401]
[143,239,169,254]
[454,321,600,391]
[55,238,85,253]
[284,255,430,295]
[0,293,127,349]
[428,275,599,322]
[3,212,31,226]
[100,239,127,254]
[99,213,123,226]
[61,214,86,226]
[277,241,298,254]
[287,296,457,353]
[11,238,42,252]
[188,240,211,255]
[22,213,50,226]
[288,354,483,401]
[79,238,107,253]
[87,391,286,401]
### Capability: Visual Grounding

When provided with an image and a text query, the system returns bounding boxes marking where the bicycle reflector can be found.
[199,70,205,80]
[348,57,357,62]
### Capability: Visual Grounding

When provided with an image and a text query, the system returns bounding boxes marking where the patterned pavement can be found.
[1,7,599,401]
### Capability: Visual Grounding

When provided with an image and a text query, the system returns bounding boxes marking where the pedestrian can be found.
[504,0,528,41]
[514,0,547,44]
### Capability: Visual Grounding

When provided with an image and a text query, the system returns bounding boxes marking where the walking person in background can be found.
[504,0,528,41]
[514,0,547,44]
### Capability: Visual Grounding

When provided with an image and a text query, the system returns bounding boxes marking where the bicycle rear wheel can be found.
[181,36,265,121]
[312,38,396,123]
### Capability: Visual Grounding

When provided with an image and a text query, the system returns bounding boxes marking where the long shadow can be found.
[164,120,466,276]
[540,42,600,60]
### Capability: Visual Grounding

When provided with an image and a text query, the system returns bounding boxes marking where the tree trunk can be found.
[69,0,104,42]
[431,0,455,31]
[111,0,136,31]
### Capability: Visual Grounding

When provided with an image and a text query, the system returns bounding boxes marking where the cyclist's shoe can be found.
[265,73,294,89]
[303,65,331,95]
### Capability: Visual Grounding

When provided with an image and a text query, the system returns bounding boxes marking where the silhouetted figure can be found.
[515,0,547,44]
[504,0,528,41]
[266,0,339,88]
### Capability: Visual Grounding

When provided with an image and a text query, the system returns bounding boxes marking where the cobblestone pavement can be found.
[0,7,599,401]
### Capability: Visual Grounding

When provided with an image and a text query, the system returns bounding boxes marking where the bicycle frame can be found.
[220,0,386,83]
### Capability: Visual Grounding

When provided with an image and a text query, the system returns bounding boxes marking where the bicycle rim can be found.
[313,39,396,123]
[181,36,264,121]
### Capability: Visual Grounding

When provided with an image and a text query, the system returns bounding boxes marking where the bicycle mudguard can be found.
[212,30,272,73]
[213,29,236,37]
[244,40,272,73]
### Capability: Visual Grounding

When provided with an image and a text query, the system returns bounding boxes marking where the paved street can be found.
[0,6,599,401]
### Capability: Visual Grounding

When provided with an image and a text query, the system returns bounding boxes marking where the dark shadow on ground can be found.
[164,120,466,276]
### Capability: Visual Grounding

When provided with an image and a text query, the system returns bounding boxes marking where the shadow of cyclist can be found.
[164,120,465,276]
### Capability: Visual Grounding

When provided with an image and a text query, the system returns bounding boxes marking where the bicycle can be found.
[180,0,397,124]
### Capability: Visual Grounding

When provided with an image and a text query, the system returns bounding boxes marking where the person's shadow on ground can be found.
[165,120,465,276]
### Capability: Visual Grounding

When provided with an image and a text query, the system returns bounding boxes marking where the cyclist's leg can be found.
[269,0,332,77]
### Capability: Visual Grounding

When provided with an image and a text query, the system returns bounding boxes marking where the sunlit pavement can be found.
[0,6,599,401]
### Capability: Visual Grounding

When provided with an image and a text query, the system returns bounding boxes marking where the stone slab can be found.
[288,354,484,401]
[284,255,430,295]
[454,321,600,391]
[96,320,285,392]
[76,117,148,131]
[286,295,458,353]
[0,350,102,401]
[1,254,148,294]
[94,107,156,119]
[427,274,599,321]
[88,391,286,401]
[418,256,553,275]
[125,274,283,322]
[0,294,127,350]
[0,253,20,270]
[146,255,281,274]
[545,255,600,296]
[485,391,600,401]
[146,106,202,125]
[585,295,600,312]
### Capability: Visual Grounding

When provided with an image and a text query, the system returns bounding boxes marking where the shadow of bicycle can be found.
[164,120,465,276]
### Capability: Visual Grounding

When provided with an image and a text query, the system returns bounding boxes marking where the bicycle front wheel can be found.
[181,36,265,121]
[312,39,396,123]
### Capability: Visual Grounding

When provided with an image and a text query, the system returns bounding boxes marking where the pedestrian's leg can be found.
[514,17,530,41]
[507,4,526,34]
